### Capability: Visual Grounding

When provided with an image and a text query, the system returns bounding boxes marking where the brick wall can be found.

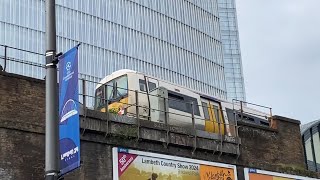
[0,72,318,179]
[0,128,44,179]
[0,73,46,180]
[0,72,45,127]
[238,116,306,172]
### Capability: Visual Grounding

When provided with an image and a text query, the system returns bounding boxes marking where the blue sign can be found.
[118,147,129,153]
[59,46,80,175]
[249,168,257,173]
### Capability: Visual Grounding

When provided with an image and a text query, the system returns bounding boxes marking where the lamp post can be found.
[45,0,59,179]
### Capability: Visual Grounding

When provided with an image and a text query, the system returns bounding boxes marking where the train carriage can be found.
[94,69,270,137]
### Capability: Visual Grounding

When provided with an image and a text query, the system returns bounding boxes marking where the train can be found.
[94,69,271,137]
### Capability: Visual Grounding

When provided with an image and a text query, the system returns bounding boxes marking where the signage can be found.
[59,46,80,175]
[113,147,237,180]
[244,168,318,180]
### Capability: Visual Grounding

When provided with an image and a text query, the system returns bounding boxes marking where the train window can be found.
[168,90,200,116]
[237,114,254,121]
[148,82,156,91]
[103,75,128,101]
[168,92,186,113]
[94,86,104,109]
[139,80,146,92]
[202,102,210,119]
[139,79,156,92]
[116,76,128,98]
[106,81,113,100]
[260,121,269,126]
[213,105,220,122]
[94,75,128,109]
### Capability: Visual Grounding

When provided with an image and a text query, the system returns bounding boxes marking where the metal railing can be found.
[80,78,238,132]
[1,44,274,155]
[232,99,273,126]
[0,44,270,136]
[77,78,247,155]
[0,44,102,107]
[0,44,46,79]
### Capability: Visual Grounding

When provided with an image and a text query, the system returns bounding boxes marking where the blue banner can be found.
[59,46,80,175]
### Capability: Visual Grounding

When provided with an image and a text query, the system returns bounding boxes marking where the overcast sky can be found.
[236,0,320,124]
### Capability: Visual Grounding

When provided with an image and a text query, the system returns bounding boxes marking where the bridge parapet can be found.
[80,108,240,156]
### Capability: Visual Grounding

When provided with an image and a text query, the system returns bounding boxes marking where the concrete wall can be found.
[0,72,318,180]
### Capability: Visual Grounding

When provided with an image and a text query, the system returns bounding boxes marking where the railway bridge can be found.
[0,71,318,179]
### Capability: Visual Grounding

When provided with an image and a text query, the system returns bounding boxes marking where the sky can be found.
[236,0,320,124]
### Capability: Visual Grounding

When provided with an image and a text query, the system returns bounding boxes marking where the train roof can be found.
[97,69,226,100]
[96,69,137,89]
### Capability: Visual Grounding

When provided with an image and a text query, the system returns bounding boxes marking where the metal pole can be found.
[240,101,243,121]
[217,107,223,153]
[269,107,274,128]
[135,90,140,139]
[82,79,86,112]
[191,102,197,153]
[164,96,170,146]
[105,84,109,137]
[3,45,7,71]
[45,0,59,179]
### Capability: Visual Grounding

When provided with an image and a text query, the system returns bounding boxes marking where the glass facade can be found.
[218,0,246,101]
[302,120,320,172]
[0,0,246,105]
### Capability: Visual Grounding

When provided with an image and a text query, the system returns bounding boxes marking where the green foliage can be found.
[275,163,319,178]
[108,108,118,114]
[117,126,138,138]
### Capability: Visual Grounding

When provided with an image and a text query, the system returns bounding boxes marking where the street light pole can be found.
[45,0,59,179]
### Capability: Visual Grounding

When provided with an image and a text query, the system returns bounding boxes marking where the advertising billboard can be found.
[59,46,80,175]
[113,147,237,180]
[244,168,318,180]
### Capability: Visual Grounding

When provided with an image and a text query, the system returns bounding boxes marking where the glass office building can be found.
[0,0,245,104]
[218,0,246,101]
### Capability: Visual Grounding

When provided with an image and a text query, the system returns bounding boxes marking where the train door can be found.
[220,102,235,137]
[137,76,158,120]
[201,98,225,135]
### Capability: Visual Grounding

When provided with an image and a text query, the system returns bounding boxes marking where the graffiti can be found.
[202,170,233,180]
[153,122,166,129]
[224,135,236,143]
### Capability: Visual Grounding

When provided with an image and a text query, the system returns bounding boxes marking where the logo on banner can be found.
[66,62,71,71]
[60,138,79,167]
[60,99,78,124]
[63,61,75,82]
[118,152,137,177]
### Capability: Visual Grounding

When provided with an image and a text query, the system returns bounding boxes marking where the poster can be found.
[244,168,318,180]
[59,46,80,175]
[113,147,237,180]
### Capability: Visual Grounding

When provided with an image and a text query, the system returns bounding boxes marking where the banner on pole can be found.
[59,46,80,175]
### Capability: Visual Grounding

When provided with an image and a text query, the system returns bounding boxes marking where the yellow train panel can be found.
[100,97,129,113]
[205,105,214,133]
[204,102,225,135]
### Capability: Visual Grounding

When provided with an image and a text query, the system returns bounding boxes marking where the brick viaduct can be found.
[0,72,318,179]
